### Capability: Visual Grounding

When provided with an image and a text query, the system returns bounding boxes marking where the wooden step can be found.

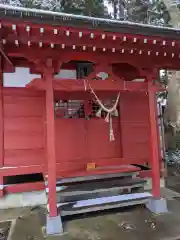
[55,177,146,203]
[54,192,151,216]
[54,166,140,185]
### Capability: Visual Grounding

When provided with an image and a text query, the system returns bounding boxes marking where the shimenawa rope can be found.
[85,80,120,141]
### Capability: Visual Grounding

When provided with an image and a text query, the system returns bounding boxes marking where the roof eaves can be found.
[0,4,180,40]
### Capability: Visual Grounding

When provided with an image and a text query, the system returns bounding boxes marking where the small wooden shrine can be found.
[0,4,178,234]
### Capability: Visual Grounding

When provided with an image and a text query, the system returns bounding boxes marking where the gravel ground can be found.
[2,199,180,240]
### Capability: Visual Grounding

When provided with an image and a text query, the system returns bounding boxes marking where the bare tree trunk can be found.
[118,0,125,19]
[112,0,118,19]
[162,0,180,149]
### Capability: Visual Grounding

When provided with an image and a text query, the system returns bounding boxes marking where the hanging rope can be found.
[85,81,120,141]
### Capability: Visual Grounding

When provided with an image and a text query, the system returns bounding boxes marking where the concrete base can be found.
[46,215,63,235]
[0,190,47,209]
[146,197,168,214]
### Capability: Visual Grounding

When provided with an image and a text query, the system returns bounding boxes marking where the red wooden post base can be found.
[146,80,168,214]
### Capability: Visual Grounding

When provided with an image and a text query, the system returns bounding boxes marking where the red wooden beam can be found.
[5,32,176,57]
[45,59,58,217]
[2,44,174,65]
[4,181,45,194]
[5,46,180,71]
[0,165,45,176]
[1,20,177,63]
[1,20,177,47]
[27,78,163,93]
[148,80,161,198]
[56,164,141,179]
[118,101,123,158]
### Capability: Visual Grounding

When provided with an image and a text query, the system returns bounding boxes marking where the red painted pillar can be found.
[148,81,161,198]
[44,62,57,217]
[118,97,123,158]
[0,62,4,197]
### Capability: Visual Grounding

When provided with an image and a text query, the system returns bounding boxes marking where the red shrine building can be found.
[0,4,177,234]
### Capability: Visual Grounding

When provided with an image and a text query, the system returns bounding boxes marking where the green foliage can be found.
[78,0,109,17]
[127,0,150,23]
[1,0,109,18]
[2,0,171,25]
[58,0,82,14]
[108,0,171,25]
[148,0,171,25]
[61,0,109,17]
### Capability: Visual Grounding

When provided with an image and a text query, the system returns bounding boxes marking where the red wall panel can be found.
[87,119,121,162]
[2,87,151,173]
[55,119,86,172]
[55,118,121,172]
[120,92,150,164]
[4,149,45,166]
[3,88,46,166]
[4,96,44,118]
[55,119,86,161]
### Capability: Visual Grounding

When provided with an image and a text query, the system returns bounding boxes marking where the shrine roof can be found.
[0,4,180,40]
